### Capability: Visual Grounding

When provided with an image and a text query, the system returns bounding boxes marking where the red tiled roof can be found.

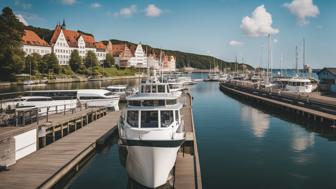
[49,25,96,48]
[112,44,126,56]
[95,41,106,50]
[22,30,50,47]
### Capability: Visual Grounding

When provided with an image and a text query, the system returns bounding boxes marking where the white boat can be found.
[17,96,77,115]
[77,89,120,111]
[106,85,127,100]
[207,73,220,81]
[285,77,314,93]
[118,81,185,188]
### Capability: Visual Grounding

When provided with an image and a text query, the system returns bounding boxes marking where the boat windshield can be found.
[161,110,174,127]
[127,111,139,128]
[141,111,158,128]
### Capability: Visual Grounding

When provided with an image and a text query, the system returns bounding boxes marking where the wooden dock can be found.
[174,93,202,189]
[220,82,336,127]
[0,111,120,189]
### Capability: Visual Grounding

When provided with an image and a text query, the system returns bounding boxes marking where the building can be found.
[129,44,147,68]
[113,44,133,68]
[49,22,98,65]
[95,42,107,64]
[317,68,336,93]
[21,29,51,56]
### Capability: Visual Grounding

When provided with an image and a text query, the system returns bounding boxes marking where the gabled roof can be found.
[49,25,96,48]
[317,67,336,76]
[95,41,106,50]
[22,30,50,47]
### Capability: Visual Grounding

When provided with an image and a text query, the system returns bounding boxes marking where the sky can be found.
[0,0,335,69]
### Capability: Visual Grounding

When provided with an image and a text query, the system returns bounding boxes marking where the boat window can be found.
[128,101,141,106]
[158,85,165,93]
[145,85,151,93]
[127,111,139,127]
[161,110,174,127]
[142,100,165,106]
[104,92,114,96]
[141,111,158,128]
[141,86,145,93]
[175,110,179,122]
[26,98,52,101]
[152,85,157,93]
[166,99,177,105]
[79,96,105,100]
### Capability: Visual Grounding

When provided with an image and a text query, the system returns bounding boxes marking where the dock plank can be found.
[0,111,120,189]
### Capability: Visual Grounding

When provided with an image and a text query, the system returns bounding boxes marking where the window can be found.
[141,111,158,128]
[142,100,165,106]
[158,85,165,93]
[161,111,174,127]
[129,101,141,106]
[166,99,177,105]
[127,111,138,127]
[175,110,179,122]
[152,85,157,93]
[145,85,151,93]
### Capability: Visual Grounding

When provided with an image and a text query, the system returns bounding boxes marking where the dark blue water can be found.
[64,76,336,189]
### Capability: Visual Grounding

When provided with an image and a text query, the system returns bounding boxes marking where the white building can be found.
[129,44,147,68]
[22,29,51,57]
[49,22,102,65]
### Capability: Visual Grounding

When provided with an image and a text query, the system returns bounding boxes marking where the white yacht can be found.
[285,78,314,93]
[106,85,127,100]
[118,81,185,188]
[77,89,120,111]
[18,96,77,115]
[207,73,220,81]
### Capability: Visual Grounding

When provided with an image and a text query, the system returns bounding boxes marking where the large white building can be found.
[22,21,108,65]
[22,29,51,57]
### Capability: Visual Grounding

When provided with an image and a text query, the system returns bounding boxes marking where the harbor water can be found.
[3,75,336,189]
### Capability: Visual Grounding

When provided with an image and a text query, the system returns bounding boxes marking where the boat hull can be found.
[122,139,184,188]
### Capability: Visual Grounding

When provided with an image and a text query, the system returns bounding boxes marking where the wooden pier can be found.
[220,82,336,127]
[174,93,202,189]
[0,111,120,189]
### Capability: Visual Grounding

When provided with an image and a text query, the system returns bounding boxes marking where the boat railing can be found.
[0,102,88,127]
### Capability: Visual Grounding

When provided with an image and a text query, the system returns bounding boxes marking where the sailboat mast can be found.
[267,34,272,85]
[303,38,306,77]
[295,46,299,76]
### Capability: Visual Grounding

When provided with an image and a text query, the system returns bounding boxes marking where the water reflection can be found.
[291,126,315,152]
[240,104,270,138]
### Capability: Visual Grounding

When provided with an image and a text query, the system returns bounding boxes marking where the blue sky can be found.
[1,0,335,68]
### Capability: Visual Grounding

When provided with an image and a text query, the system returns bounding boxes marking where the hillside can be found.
[25,25,254,71]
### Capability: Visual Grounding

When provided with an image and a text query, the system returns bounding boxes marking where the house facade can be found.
[22,29,51,57]
[317,68,336,93]
[129,44,147,68]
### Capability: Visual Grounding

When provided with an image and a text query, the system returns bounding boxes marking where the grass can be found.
[101,67,137,77]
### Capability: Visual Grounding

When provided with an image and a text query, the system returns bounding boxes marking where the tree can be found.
[24,53,41,75]
[69,50,82,72]
[0,7,25,81]
[41,53,60,74]
[84,50,99,70]
[104,53,114,68]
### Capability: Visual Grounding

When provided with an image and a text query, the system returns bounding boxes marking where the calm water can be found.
[16,74,336,189]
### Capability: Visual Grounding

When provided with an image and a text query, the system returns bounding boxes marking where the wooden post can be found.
[36,108,39,125]
[56,105,58,114]
[46,107,49,122]
[64,105,66,115]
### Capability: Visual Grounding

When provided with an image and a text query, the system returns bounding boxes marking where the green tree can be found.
[104,53,114,68]
[84,50,99,71]
[0,7,25,81]
[41,53,60,74]
[24,53,41,75]
[69,50,82,72]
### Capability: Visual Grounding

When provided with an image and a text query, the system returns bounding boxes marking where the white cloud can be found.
[16,14,28,26]
[14,0,32,9]
[284,0,319,25]
[273,38,278,43]
[145,4,162,17]
[229,40,243,46]
[61,0,76,5]
[114,5,137,17]
[240,5,279,37]
[90,2,101,9]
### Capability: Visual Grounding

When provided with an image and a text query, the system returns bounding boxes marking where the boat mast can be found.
[295,46,299,76]
[303,38,306,77]
[266,34,272,85]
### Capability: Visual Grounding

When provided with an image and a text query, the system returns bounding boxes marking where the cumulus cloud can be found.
[61,0,76,5]
[16,14,28,26]
[90,2,101,9]
[145,4,162,17]
[229,40,243,46]
[284,0,319,25]
[240,5,279,37]
[114,5,137,17]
